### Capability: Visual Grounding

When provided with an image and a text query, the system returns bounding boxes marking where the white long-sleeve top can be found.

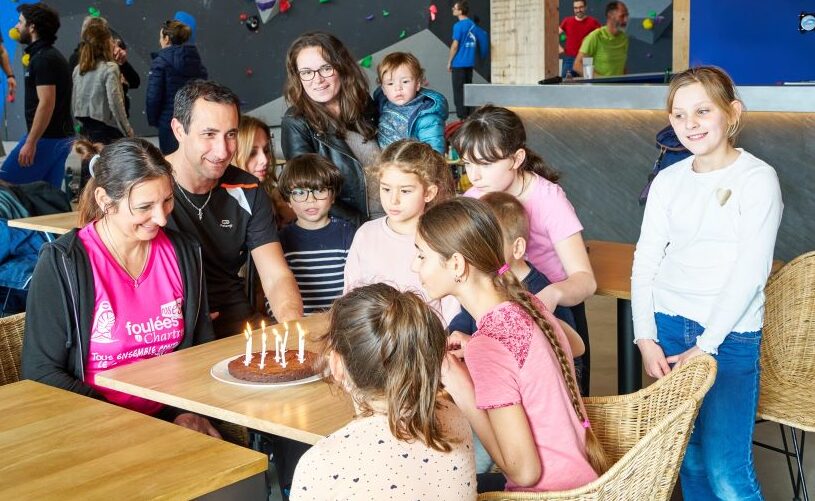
[631,149,783,354]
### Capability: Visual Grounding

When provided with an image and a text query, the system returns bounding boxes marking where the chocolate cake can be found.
[228,350,319,383]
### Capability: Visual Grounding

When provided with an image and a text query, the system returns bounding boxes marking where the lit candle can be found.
[297,322,305,363]
[260,329,267,369]
[280,328,289,368]
[243,325,252,366]
[273,328,281,363]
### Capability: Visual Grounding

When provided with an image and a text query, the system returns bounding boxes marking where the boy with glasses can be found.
[276,153,356,315]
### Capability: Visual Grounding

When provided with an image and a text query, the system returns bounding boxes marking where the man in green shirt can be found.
[574,1,629,77]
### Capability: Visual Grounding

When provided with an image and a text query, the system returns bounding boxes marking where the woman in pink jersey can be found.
[22,138,218,436]
[450,105,595,396]
[412,197,607,493]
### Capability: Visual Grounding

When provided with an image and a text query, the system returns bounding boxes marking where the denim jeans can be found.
[655,312,764,500]
[561,56,576,78]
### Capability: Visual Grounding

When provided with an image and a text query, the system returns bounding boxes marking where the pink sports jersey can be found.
[78,224,184,415]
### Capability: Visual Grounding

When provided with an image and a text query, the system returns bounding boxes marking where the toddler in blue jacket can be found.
[374,52,448,154]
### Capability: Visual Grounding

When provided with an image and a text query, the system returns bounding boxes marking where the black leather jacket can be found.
[280,101,379,224]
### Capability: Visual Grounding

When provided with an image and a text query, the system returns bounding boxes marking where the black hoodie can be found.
[21,227,214,415]
[145,44,208,127]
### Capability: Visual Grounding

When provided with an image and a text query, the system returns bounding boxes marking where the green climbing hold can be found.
[359,55,372,68]
[648,10,657,18]
[399,30,407,39]
[382,10,389,17]
[88,7,100,17]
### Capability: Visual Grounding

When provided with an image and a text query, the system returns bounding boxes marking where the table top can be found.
[586,240,636,300]
[96,313,355,445]
[7,211,79,235]
[0,380,267,500]
[586,240,784,301]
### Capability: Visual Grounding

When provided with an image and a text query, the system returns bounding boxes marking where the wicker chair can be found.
[0,312,25,386]
[478,354,717,501]
[755,251,815,500]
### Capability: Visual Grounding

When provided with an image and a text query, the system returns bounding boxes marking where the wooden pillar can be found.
[673,0,690,72]
[490,0,559,84]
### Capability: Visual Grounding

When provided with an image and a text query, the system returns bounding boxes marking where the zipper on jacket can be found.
[61,252,85,379]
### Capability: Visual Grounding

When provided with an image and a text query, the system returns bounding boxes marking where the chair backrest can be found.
[585,354,717,464]
[0,312,25,386]
[477,356,717,501]
[760,251,815,382]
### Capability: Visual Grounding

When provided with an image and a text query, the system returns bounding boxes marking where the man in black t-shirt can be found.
[164,80,303,338]
[0,3,73,189]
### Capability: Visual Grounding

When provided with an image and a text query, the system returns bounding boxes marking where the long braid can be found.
[497,272,610,475]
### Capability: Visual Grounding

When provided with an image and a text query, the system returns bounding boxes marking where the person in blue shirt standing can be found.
[447,1,478,120]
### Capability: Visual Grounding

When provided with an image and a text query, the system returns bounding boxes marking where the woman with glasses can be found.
[281,31,381,226]
[145,19,208,154]
[234,115,295,227]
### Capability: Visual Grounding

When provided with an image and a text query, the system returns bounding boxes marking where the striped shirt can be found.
[279,217,356,315]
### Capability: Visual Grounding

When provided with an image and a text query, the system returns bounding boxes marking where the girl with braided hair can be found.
[413,197,607,492]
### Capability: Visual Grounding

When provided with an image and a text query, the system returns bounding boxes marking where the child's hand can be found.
[637,339,670,379]
[441,352,474,404]
[447,330,471,359]
[666,346,705,372]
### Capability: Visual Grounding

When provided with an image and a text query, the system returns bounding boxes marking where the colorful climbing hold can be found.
[246,15,260,31]
[382,10,389,17]
[648,10,657,18]
[88,7,101,17]
[239,12,249,21]
[245,67,254,77]
[642,18,654,30]
[8,28,20,42]
[365,14,374,21]
[359,55,372,68]
[399,30,407,39]
[21,53,30,67]
[279,0,291,13]
[429,4,438,21]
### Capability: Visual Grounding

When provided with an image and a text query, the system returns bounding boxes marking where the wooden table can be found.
[96,313,355,445]
[7,211,79,235]
[586,240,784,394]
[0,380,267,500]
[586,240,640,394]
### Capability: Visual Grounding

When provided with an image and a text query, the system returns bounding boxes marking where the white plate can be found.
[210,356,322,388]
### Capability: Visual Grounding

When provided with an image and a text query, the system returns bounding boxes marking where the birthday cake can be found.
[228,350,319,383]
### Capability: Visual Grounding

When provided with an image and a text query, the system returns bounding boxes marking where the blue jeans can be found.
[0,134,73,189]
[655,313,764,500]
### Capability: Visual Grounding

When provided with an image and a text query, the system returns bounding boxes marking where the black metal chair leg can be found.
[790,428,809,501]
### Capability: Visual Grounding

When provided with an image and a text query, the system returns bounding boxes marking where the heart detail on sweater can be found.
[716,188,732,206]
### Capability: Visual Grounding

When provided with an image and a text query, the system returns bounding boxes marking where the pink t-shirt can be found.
[344,216,460,325]
[466,174,583,283]
[466,296,598,492]
[78,224,184,415]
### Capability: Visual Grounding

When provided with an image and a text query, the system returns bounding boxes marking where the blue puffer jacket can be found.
[145,44,208,127]
[374,87,448,153]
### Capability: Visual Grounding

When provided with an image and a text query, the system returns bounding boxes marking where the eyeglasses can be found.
[298,64,335,81]
[290,187,331,202]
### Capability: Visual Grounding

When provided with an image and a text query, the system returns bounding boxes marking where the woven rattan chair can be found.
[478,354,717,501]
[0,312,25,386]
[755,251,815,500]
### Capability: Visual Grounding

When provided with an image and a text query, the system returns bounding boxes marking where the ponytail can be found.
[521,147,560,183]
[496,271,609,474]
[321,283,454,452]
[75,139,104,226]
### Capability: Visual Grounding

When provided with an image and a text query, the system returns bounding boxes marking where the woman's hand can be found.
[174,413,222,438]
[636,339,670,379]
[447,330,471,359]
[666,346,705,372]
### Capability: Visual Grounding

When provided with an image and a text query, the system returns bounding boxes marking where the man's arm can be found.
[572,52,585,75]
[19,85,56,167]
[0,44,16,99]
[447,40,459,71]
[251,242,303,323]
